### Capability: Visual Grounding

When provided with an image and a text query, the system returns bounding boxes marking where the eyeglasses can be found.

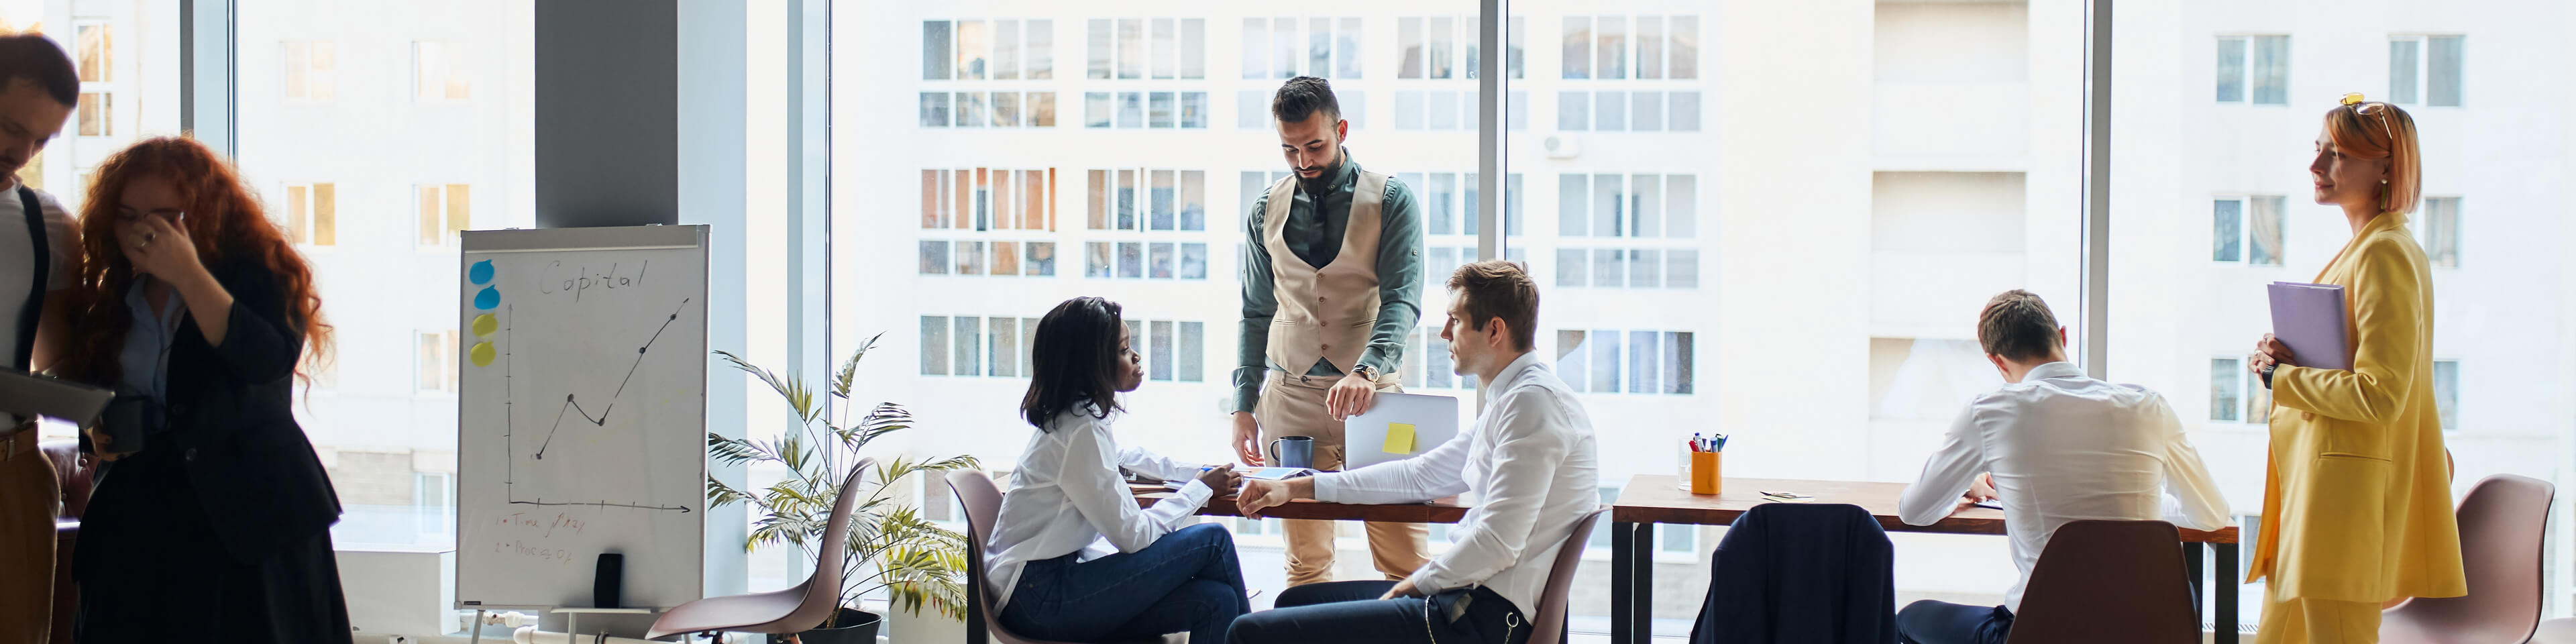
[2340,93,2398,144]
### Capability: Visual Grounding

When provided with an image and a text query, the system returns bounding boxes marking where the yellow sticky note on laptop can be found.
[1383,423,1416,454]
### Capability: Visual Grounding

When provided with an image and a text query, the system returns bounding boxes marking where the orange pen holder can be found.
[1688,451,1721,495]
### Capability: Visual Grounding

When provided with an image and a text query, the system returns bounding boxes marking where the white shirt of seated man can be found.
[1896,322,2231,613]
[1238,274,1599,617]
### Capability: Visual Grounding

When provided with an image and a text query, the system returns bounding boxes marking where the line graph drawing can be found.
[502,298,696,513]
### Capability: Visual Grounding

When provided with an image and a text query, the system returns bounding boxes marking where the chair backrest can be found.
[778,458,875,632]
[2003,520,2196,644]
[949,470,1056,644]
[2382,474,2555,644]
[1527,507,1608,644]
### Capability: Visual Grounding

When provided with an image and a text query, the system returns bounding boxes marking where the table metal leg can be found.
[2184,542,2206,619]
[1611,522,1636,644]
[1633,525,1655,644]
[2214,543,2239,644]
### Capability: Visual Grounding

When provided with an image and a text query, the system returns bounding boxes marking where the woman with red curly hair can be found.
[58,137,350,642]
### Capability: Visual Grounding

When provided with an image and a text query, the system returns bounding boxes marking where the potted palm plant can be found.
[706,334,980,644]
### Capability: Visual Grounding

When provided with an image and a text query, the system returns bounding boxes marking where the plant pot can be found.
[769,608,880,644]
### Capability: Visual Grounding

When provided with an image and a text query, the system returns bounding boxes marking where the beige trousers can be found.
[1256,370,1429,587]
[0,433,58,644]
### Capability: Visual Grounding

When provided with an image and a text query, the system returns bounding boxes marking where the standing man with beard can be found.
[1232,76,1428,587]
[0,32,84,644]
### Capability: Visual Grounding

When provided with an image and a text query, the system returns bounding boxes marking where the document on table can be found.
[2268,282,2353,371]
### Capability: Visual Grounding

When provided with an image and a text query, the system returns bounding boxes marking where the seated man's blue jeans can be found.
[1226,580,1533,644]
[997,523,1249,643]
[1896,600,2013,644]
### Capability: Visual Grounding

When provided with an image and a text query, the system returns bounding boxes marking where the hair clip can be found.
[2341,92,2368,105]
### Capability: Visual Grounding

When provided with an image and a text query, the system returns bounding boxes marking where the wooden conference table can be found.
[1608,475,2243,644]
[1131,484,1470,523]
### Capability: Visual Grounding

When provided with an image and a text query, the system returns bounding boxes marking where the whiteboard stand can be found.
[553,607,659,641]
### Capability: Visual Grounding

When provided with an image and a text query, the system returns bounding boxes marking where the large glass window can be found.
[232,1,536,552]
[849,3,1477,613]
[2119,5,2567,628]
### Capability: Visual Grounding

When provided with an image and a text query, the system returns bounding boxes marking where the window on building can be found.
[1554,174,1697,287]
[76,92,108,137]
[2433,360,2459,432]
[418,330,458,394]
[284,182,336,246]
[2251,34,2290,105]
[2209,358,2241,422]
[74,21,109,136]
[2392,36,2465,107]
[416,184,470,246]
[282,40,335,101]
[413,471,453,535]
[75,22,109,82]
[920,315,1201,382]
[2214,196,2284,266]
[2215,37,2246,102]
[2248,196,2284,266]
[2418,197,2460,268]
[414,40,470,101]
[1556,329,1693,394]
[2211,199,2242,262]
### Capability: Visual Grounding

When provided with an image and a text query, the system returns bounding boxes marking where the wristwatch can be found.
[2260,363,2277,389]
[1350,364,1381,383]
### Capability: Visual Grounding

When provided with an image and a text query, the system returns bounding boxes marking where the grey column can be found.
[535,0,680,228]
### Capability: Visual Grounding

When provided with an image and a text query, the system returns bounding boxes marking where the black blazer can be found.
[1689,503,1897,644]
[91,257,341,564]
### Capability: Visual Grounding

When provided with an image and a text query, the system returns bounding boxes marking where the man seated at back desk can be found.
[1894,290,2230,644]
[1228,261,1597,644]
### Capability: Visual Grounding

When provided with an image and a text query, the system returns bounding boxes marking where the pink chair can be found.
[2381,474,2556,644]
[646,458,875,642]
[947,470,1176,644]
[1525,507,1609,644]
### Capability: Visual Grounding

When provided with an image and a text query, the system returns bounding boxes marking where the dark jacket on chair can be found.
[1690,503,1897,644]
[77,258,341,564]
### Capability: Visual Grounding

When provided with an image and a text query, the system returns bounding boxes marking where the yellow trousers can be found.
[2255,581,2381,644]
[1257,371,1429,587]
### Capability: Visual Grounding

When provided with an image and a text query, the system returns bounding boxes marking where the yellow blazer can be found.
[2245,211,2465,602]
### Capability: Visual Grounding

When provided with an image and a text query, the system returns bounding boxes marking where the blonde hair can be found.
[2324,99,2422,215]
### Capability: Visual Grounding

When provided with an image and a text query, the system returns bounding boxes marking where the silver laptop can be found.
[1342,392,1463,470]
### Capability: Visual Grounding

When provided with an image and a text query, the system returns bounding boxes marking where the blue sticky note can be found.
[469,260,494,285]
[474,286,500,310]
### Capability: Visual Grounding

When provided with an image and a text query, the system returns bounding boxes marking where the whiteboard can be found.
[455,225,708,610]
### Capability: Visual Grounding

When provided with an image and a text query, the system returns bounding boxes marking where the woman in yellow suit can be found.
[2243,94,2464,643]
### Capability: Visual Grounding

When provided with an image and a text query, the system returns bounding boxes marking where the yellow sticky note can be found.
[1383,423,1416,454]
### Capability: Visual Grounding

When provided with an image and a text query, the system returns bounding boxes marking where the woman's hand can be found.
[119,215,209,285]
[2248,333,2298,382]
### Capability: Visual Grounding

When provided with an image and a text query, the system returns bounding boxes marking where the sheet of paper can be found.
[1383,423,1417,454]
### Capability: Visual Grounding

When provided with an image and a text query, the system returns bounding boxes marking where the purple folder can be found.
[2267,282,2352,371]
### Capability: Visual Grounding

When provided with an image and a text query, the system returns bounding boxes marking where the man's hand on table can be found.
[1947,472,1999,518]
[1236,476,1316,518]
[1195,464,1240,492]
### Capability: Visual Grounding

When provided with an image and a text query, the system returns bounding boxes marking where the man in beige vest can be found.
[1232,76,1428,587]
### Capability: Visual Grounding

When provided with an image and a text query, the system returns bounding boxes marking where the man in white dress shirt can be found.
[1230,260,1598,644]
[1894,290,2231,644]
[0,33,83,644]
